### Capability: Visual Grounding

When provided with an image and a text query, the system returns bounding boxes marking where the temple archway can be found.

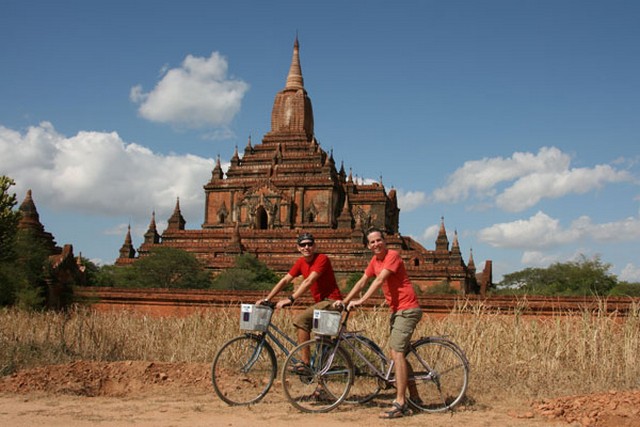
[256,206,268,229]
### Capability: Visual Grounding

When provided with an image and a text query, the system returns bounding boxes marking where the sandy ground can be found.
[0,361,639,427]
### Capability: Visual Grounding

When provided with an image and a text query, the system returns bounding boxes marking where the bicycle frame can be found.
[340,332,395,380]
[240,315,299,372]
[314,312,457,387]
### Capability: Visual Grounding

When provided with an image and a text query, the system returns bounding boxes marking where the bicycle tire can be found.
[281,338,353,413]
[406,338,469,413]
[341,334,386,404]
[211,334,277,405]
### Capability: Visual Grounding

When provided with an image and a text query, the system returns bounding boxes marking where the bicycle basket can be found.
[239,304,273,332]
[312,310,341,336]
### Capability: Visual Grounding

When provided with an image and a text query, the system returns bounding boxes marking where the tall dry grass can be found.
[1,302,639,400]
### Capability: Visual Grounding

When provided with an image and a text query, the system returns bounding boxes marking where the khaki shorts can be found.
[293,300,339,332]
[388,308,423,352]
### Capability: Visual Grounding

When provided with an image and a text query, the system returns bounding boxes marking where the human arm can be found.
[275,270,321,308]
[256,273,294,306]
[346,269,392,311]
[332,273,370,309]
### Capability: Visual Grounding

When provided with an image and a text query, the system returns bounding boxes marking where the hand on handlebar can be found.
[256,299,276,309]
[347,299,362,312]
[276,298,292,309]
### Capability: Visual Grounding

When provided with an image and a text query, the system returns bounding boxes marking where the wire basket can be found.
[239,304,273,332]
[312,310,341,336]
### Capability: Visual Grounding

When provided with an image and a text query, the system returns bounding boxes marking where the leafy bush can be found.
[211,254,279,291]
[497,255,619,296]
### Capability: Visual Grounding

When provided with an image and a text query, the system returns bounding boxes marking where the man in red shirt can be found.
[260,232,342,363]
[339,227,422,418]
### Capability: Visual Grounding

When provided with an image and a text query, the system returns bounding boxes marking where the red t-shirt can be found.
[365,249,420,312]
[288,253,342,303]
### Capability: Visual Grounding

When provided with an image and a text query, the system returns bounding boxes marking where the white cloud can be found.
[396,189,427,212]
[496,165,632,212]
[421,223,440,241]
[521,250,562,267]
[620,263,640,282]
[478,211,640,250]
[0,122,213,222]
[130,52,249,130]
[431,146,634,212]
[478,211,574,249]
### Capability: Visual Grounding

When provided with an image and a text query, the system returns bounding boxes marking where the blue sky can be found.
[1,1,639,282]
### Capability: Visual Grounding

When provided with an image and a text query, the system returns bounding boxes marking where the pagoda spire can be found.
[18,189,42,232]
[468,248,476,272]
[166,197,186,231]
[449,229,463,265]
[211,154,223,180]
[17,189,58,253]
[143,211,160,244]
[435,216,449,252]
[230,145,240,167]
[119,224,136,259]
[267,36,314,138]
[285,36,304,90]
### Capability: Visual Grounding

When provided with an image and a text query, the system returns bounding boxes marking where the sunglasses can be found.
[298,242,314,248]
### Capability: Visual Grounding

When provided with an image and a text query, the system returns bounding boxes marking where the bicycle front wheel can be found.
[211,334,277,405]
[406,338,469,413]
[342,335,386,404]
[281,338,353,413]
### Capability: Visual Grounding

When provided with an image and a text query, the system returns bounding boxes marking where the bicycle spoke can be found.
[341,335,386,404]
[406,339,469,413]
[211,335,276,406]
[282,339,353,413]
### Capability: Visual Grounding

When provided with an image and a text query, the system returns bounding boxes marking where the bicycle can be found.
[281,307,470,413]
[211,301,296,405]
[211,301,384,406]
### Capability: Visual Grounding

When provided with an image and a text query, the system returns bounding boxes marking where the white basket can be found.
[239,304,273,332]
[312,310,341,336]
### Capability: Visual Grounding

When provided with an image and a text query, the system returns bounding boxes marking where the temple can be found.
[17,190,85,307]
[116,38,492,295]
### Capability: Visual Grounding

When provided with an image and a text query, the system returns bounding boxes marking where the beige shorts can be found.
[293,300,339,332]
[388,308,423,352]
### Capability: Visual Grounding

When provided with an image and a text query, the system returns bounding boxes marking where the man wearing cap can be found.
[258,232,342,363]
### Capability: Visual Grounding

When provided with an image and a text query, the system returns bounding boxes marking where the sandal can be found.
[289,362,309,373]
[379,400,413,419]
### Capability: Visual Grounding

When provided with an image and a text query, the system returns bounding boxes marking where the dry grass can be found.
[1,301,639,400]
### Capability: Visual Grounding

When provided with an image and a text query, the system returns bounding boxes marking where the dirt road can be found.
[0,361,638,427]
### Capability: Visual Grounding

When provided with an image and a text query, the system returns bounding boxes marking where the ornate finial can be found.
[285,35,304,90]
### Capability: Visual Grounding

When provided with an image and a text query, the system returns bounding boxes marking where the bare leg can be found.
[391,349,408,406]
[297,327,311,364]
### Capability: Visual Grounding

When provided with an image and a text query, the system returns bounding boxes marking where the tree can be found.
[0,176,20,262]
[78,256,101,286]
[608,281,640,297]
[497,255,618,296]
[211,254,279,291]
[129,247,213,289]
[0,229,52,309]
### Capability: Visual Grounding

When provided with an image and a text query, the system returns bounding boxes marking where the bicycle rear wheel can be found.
[281,338,353,413]
[342,335,386,404]
[406,338,469,412]
[211,334,277,405]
